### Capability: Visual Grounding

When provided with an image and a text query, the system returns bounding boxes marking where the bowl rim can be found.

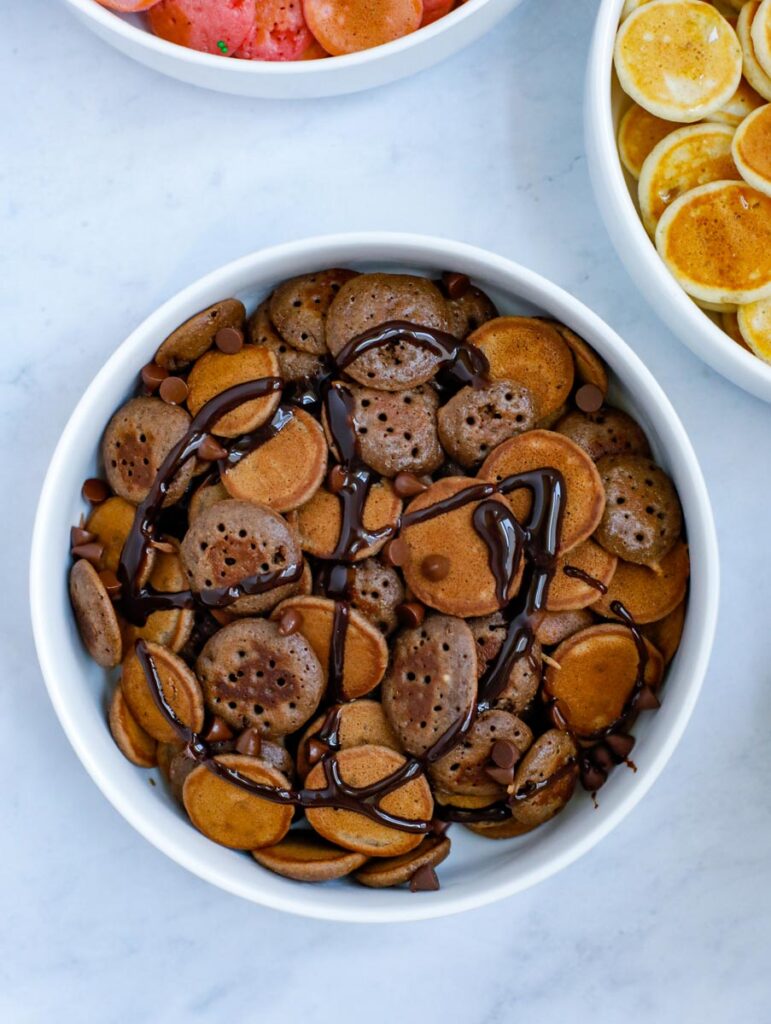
[30,232,719,922]
[585,0,771,402]
[63,0,499,77]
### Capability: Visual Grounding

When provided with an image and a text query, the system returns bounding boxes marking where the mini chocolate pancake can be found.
[547,540,618,611]
[297,699,402,779]
[156,740,183,784]
[180,499,303,616]
[429,710,533,799]
[443,283,498,339]
[108,685,158,768]
[188,477,231,523]
[121,641,205,743]
[346,557,405,635]
[289,481,402,561]
[326,273,452,390]
[85,496,137,573]
[468,317,575,420]
[595,455,683,565]
[102,397,194,506]
[536,609,595,647]
[270,596,389,699]
[592,541,689,624]
[252,830,368,882]
[269,269,358,354]
[304,745,433,857]
[555,406,651,463]
[642,600,686,664]
[479,431,605,554]
[468,612,542,713]
[465,818,536,839]
[437,381,538,468]
[70,558,123,668]
[323,381,443,478]
[221,408,328,512]
[381,615,477,757]
[196,618,324,737]
[186,346,281,437]
[154,299,246,371]
[544,624,664,738]
[183,754,294,850]
[123,539,194,653]
[247,302,327,383]
[399,477,523,617]
[508,729,579,829]
[549,322,609,395]
[354,834,450,888]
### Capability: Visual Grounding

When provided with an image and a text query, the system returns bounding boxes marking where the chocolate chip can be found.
[441,271,471,300]
[327,465,347,494]
[215,326,244,354]
[409,864,440,892]
[605,733,636,762]
[278,608,304,637]
[491,738,519,770]
[82,478,110,505]
[235,727,262,757]
[98,569,122,598]
[306,738,330,766]
[140,361,169,392]
[71,541,105,564]
[159,376,189,406]
[70,526,96,549]
[485,764,515,787]
[635,685,661,711]
[205,716,234,743]
[421,553,450,581]
[383,537,408,568]
[396,601,426,629]
[198,435,228,461]
[393,472,428,499]
[580,762,607,792]
[575,383,605,413]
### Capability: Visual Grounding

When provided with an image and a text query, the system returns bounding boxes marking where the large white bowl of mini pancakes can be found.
[586,0,771,402]
[30,234,718,922]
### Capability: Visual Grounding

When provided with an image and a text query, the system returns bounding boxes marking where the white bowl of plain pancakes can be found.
[586,0,771,400]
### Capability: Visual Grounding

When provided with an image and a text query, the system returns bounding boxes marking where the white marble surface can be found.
[4,0,771,1019]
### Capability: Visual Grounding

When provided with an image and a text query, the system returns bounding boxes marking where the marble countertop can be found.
[4,0,771,1020]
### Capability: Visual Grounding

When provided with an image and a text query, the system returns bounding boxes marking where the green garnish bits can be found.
[217,40,228,54]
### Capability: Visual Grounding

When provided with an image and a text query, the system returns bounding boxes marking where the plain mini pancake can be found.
[122,540,194,653]
[186,346,281,437]
[549,322,610,395]
[615,0,742,121]
[618,103,679,178]
[109,685,158,768]
[752,0,771,80]
[656,179,771,304]
[154,299,246,371]
[737,296,771,360]
[721,310,752,349]
[121,641,204,744]
[547,540,618,611]
[252,831,368,882]
[712,76,765,126]
[85,496,137,574]
[592,540,690,623]
[303,0,422,56]
[638,122,739,234]
[732,102,771,196]
[297,699,402,778]
[738,1,771,101]
[354,835,450,888]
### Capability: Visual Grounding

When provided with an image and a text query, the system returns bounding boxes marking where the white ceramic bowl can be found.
[62,0,525,98]
[586,0,771,403]
[30,233,718,922]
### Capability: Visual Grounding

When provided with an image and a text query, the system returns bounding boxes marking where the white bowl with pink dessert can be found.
[62,0,527,98]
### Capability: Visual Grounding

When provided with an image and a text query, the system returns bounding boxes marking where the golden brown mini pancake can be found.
[102,396,194,505]
[739,1,771,100]
[641,600,686,663]
[712,76,765,126]
[290,482,402,562]
[121,641,204,744]
[252,831,368,882]
[592,540,690,623]
[479,431,605,554]
[437,381,538,468]
[547,540,618,611]
[656,179,771,305]
[544,624,663,737]
[270,595,389,700]
[183,754,293,850]
[468,317,574,421]
[732,102,771,196]
[221,407,327,512]
[382,614,478,757]
[549,322,610,395]
[737,295,771,360]
[154,299,246,371]
[70,558,123,668]
[721,310,752,349]
[186,346,281,437]
[188,477,231,523]
[639,122,740,234]
[399,477,523,617]
[86,496,136,574]
[354,835,450,888]
[536,609,596,647]
[614,1,742,122]
[297,699,402,778]
[618,103,679,179]
[555,406,651,462]
[465,818,537,840]
[108,684,158,768]
[429,710,533,799]
[247,301,326,382]
[508,729,579,828]
[304,745,433,857]
[269,269,357,354]
[123,539,194,653]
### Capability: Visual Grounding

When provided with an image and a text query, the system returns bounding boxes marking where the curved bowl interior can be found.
[63,0,525,98]
[585,0,771,403]
[30,233,718,922]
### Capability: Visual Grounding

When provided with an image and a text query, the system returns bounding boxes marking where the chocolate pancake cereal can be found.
[69,268,689,893]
